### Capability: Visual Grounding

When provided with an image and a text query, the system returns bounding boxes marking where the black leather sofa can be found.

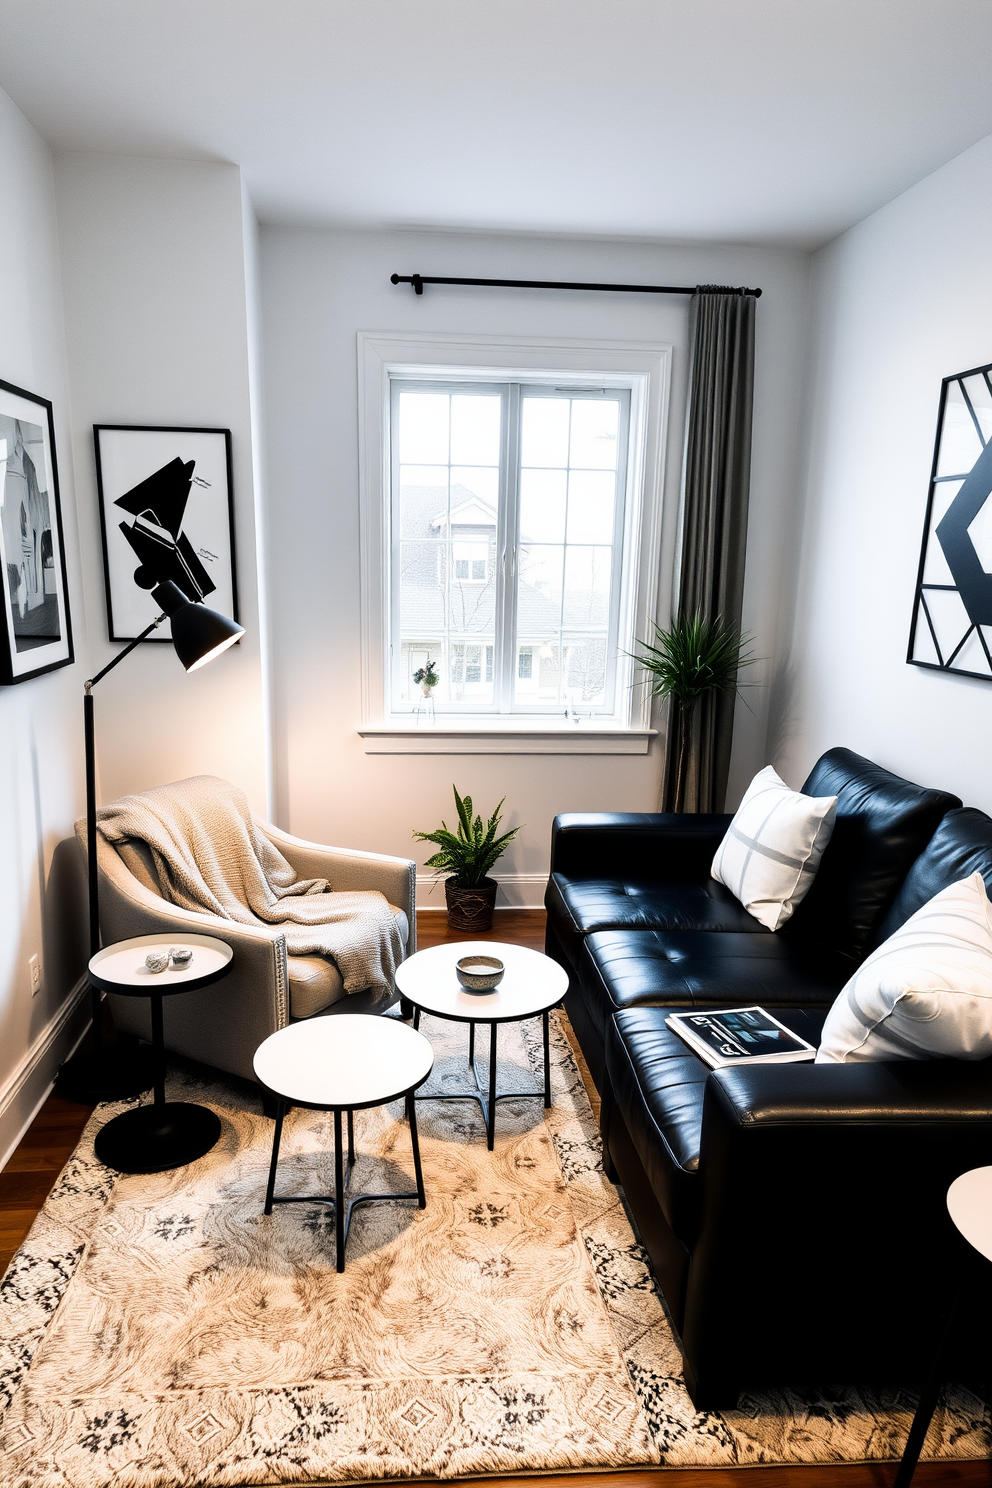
[545,748,992,1407]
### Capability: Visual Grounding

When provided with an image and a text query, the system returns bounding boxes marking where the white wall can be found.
[53,154,269,814]
[0,89,89,1164]
[778,133,992,808]
[260,227,810,899]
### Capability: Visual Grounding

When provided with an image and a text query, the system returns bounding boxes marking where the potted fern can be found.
[631,612,754,812]
[413,787,522,931]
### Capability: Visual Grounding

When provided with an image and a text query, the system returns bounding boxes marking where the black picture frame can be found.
[0,378,74,685]
[908,361,992,682]
[93,425,238,642]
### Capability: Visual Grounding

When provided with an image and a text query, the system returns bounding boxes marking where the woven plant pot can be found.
[445,877,498,932]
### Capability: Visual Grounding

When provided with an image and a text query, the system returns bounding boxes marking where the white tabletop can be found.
[947,1166,992,1264]
[89,933,233,995]
[253,1014,434,1108]
[393,940,568,1023]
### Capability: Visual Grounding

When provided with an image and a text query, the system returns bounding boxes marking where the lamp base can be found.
[56,1045,156,1105]
[94,1101,222,1173]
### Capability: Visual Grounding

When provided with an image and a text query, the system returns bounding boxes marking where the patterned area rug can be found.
[0,1010,988,1486]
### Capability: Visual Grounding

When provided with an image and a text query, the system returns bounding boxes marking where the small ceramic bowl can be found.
[169,947,194,971]
[144,951,170,974]
[455,954,505,992]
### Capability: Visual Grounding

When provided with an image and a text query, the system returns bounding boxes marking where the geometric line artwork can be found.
[909,360,992,681]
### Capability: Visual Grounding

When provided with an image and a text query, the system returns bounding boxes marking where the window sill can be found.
[358,723,657,755]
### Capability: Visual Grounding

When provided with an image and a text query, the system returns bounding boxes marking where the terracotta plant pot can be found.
[445,877,498,932]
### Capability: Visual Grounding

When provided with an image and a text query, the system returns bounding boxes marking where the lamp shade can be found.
[151,580,245,671]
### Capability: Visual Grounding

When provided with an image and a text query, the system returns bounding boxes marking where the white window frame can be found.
[357,331,672,755]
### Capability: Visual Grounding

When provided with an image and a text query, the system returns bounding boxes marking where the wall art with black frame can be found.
[0,378,73,685]
[909,361,992,682]
[94,425,238,643]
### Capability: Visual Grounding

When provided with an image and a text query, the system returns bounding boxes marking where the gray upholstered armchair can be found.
[80,814,416,1085]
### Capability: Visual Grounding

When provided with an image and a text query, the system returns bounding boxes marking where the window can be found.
[358,331,670,751]
[391,378,631,715]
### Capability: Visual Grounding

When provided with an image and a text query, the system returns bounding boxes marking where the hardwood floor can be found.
[1,907,987,1487]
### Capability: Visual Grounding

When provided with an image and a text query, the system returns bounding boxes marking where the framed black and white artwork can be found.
[94,425,238,642]
[909,362,992,681]
[0,378,73,685]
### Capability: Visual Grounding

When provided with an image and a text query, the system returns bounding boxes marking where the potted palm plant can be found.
[631,612,755,812]
[413,787,522,931]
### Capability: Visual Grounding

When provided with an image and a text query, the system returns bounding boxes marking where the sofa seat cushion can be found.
[607,1005,826,1243]
[288,906,409,1018]
[579,928,850,1045]
[548,873,765,965]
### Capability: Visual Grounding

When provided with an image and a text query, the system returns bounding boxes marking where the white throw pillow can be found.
[816,872,992,1064]
[711,765,838,932]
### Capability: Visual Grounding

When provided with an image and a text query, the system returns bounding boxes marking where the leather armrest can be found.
[549,812,734,881]
[707,1058,992,1129]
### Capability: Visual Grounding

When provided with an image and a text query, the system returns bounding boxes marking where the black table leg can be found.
[413,1007,421,1031]
[487,1022,498,1150]
[93,989,221,1174]
[347,1109,355,1165]
[334,1109,345,1273]
[264,1101,285,1214]
[469,1020,475,1065]
[894,1273,966,1488]
[407,1093,426,1207]
[543,1009,552,1108]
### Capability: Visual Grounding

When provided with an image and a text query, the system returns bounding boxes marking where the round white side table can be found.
[394,940,568,1150]
[89,933,232,1173]
[894,1165,992,1487]
[253,1014,434,1272]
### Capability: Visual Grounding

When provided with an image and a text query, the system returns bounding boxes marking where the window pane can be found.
[519,468,566,543]
[399,465,448,539]
[566,469,615,544]
[514,638,560,703]
[563,546,612,628]
[448,546,495,633]
[449,466,499,515]
[517,545,564,635]
[562,635,607,705]
[450,394,501,465]
[569,398,620,469]
[521,397,569,467]
[400,543,445,629]
[399,640,445,703]
[449,639,495,704]
[399,392,449,464]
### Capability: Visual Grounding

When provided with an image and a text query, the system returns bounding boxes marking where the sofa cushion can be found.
[817,873,992,1063]
[711,766,838,931]
[547,873,764,963]
[578,928,848,1045]
[607,1005,826,1242]
[287,907,409,1018]
[784,747,960,961]
[877,807,992,942]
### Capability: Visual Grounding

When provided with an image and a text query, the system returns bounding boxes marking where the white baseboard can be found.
[0,976,91,1175]
[416,873,548,911]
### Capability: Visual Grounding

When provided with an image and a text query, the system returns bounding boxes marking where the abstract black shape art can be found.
[908,361,992,680]
[115,455,216,602]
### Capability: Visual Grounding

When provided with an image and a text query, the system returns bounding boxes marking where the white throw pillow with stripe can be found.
[710,765,838,932]
[816,872,992,1063]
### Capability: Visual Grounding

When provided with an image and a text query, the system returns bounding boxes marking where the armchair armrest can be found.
[549,812,733,882]
[260,822,416,949]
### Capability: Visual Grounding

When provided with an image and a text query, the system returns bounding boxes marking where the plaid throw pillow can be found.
[817,872,992,1062]
[711,765,838,932]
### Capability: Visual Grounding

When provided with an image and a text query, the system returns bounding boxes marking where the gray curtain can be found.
[662,287,756,813]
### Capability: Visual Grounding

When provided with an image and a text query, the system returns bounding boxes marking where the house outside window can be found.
[390,377,632,715]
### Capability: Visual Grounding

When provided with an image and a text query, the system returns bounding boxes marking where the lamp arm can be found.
[84,611,166,1041]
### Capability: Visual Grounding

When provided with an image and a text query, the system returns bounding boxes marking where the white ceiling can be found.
[1,0,991,248]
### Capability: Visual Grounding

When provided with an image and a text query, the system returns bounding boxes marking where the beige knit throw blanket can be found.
[96,775,403,995]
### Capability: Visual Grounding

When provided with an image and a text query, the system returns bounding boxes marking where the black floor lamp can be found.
[57,578,244,1103]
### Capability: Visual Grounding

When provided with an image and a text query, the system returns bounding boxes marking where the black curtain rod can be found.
[390,273,761,298]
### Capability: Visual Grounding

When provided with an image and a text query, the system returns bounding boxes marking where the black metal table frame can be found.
[90,944,230,1174]
[410,1003,557,1151]
[261,1074,430,1273]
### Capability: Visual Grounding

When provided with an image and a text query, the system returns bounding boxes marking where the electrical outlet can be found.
[28,954,41,995]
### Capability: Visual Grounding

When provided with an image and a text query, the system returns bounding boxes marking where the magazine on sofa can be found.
[666,1007,817,1068]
